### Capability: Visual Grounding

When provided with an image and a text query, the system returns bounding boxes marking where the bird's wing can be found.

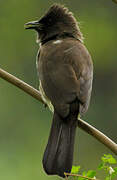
[38,40,93,117]
[42,64,80,117]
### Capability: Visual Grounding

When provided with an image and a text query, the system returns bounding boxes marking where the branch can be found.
[0,68,44,104]
[64,172,99,180]
[78,118,117,155]
[0,67,117,155]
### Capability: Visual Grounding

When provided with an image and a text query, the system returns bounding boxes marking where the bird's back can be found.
[37,37,93,116]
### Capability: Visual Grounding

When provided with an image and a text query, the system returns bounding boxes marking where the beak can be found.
[24,20,42,30]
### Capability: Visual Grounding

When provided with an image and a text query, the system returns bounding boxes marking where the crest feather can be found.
[41,4,83,42]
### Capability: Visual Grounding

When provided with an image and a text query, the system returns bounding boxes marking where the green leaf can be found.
[82,171,87,176]
[71,165,80,174]
[102,154,116,164]
[78,171,87,180]
[78,170,96,180]
[98,162,105,170]
[78,177,84,180]
[113,167,117,172]
[80,171,88,180]
[86,170,96,178]
[111,167,117,178]
[105,176,110,180]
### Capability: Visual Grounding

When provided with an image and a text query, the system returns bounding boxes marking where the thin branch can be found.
[0,68,44,104]
[64,172,99,180]
[0,67,117,155]
[78,118,117,155]
[65,173,68,180]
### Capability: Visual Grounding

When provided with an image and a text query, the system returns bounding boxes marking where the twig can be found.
[65,173,68,180]
[64,172,99,180]
[0,68,44,104]
[0,67,117,155]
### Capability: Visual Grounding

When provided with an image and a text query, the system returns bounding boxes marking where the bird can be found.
[25,4,93,178]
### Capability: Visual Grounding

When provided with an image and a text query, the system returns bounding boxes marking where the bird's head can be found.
[24,4,83,44]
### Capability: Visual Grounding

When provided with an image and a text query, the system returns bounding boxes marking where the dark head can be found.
[25,4,83,43]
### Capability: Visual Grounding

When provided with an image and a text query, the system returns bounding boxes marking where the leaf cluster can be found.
[67,154,117,180]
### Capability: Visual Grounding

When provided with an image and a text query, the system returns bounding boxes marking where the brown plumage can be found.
[25,4,93,178]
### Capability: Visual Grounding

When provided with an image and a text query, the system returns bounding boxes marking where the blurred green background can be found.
[0,0,117,179]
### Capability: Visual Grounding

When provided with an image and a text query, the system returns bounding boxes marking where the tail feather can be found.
[42,106,78,178]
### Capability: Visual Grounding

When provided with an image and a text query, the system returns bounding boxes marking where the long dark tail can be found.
[42,102,78,178]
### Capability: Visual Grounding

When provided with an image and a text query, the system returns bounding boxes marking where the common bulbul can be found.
[25,4,93,178]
